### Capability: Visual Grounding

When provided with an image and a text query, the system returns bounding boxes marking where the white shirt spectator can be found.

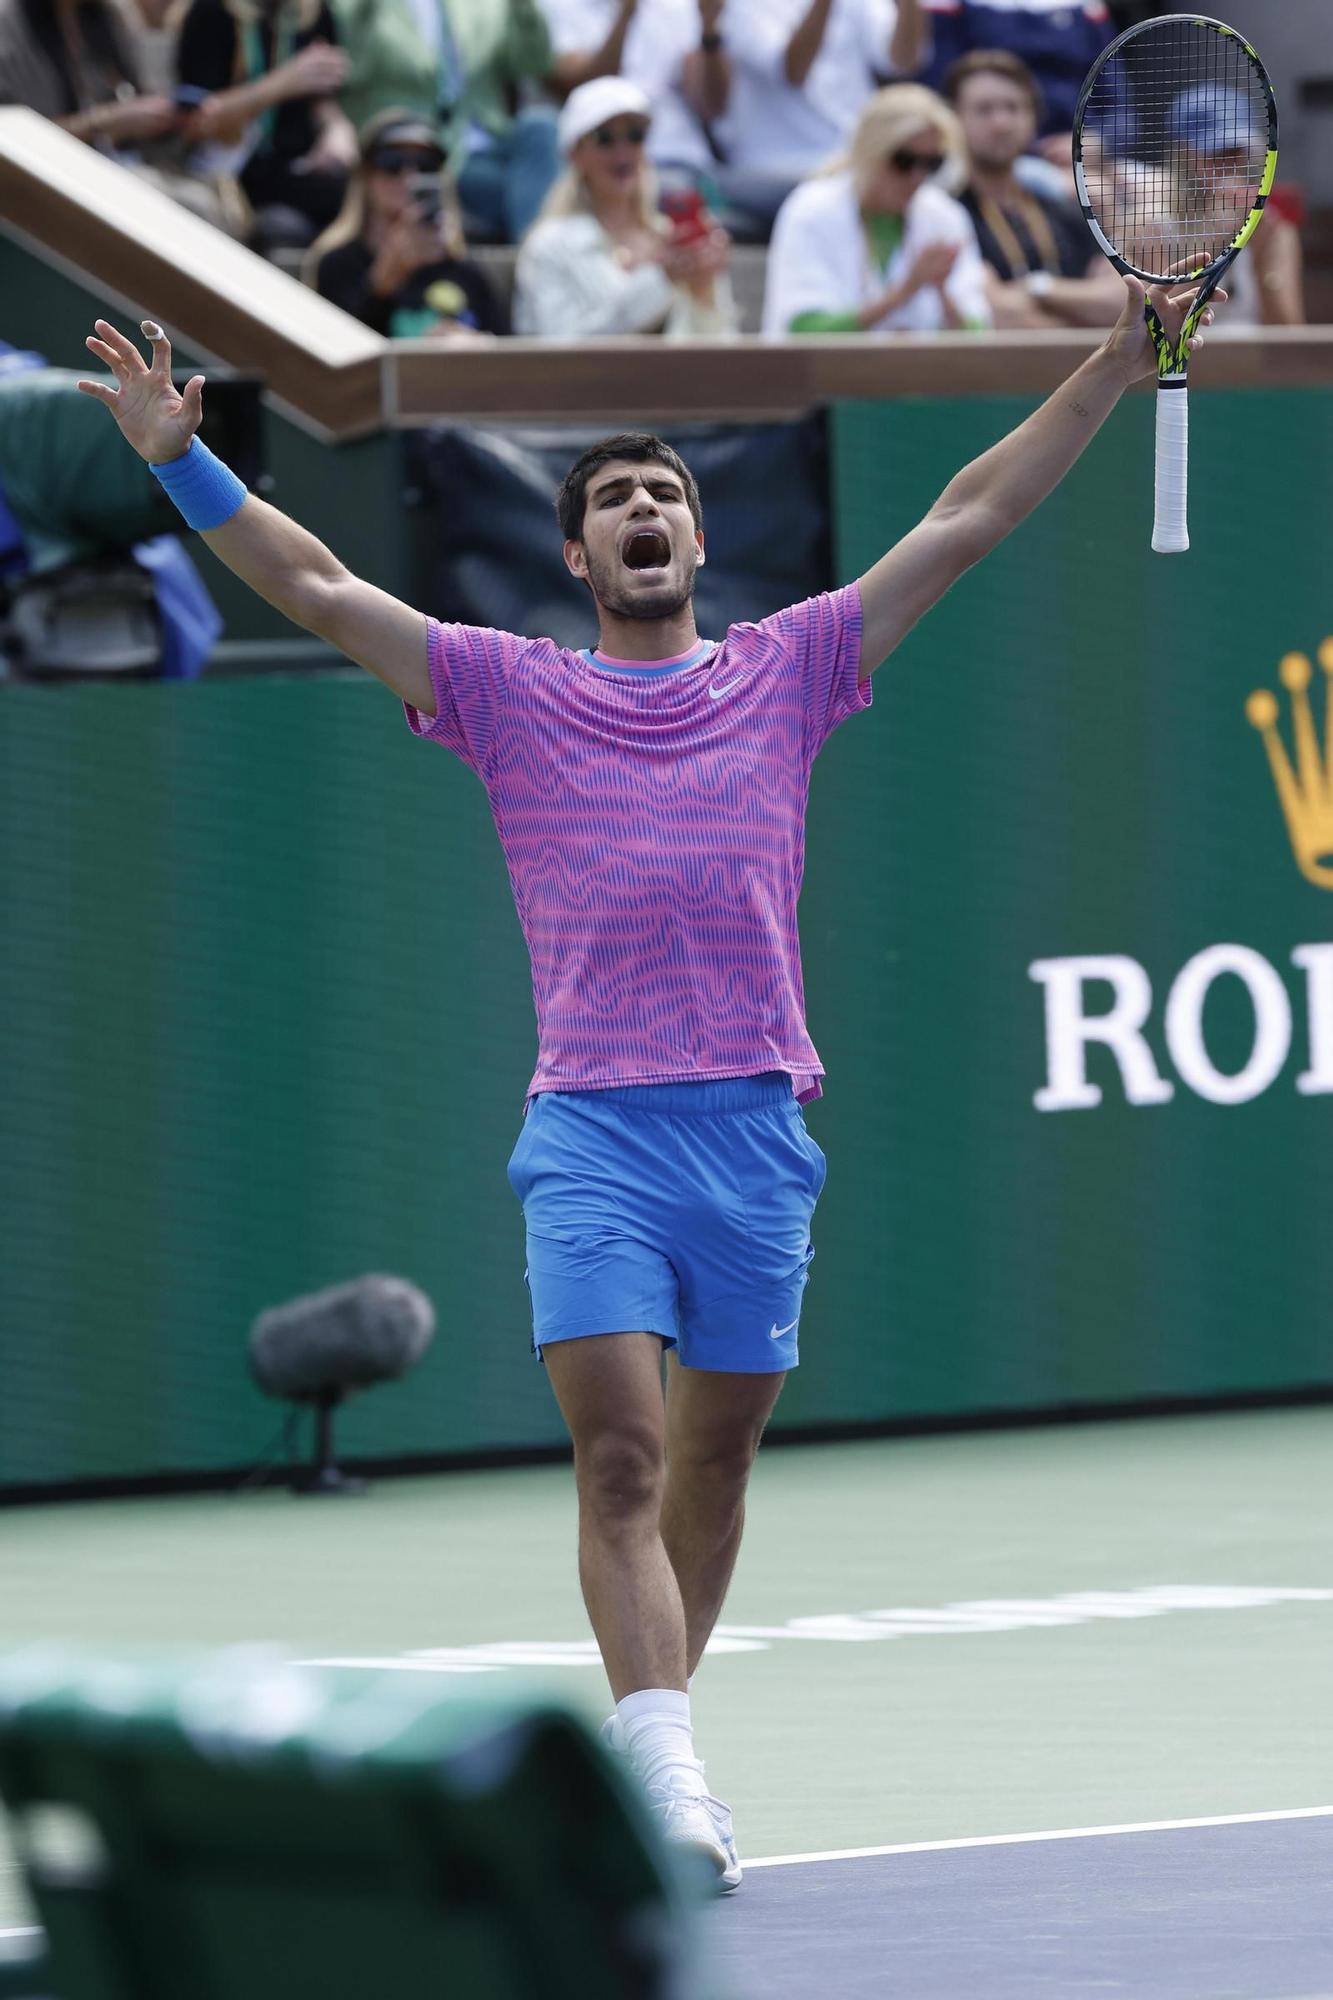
[718,0,899,177]
[515,211,739,337]
[762,170,991,331]
[539,0,716,173]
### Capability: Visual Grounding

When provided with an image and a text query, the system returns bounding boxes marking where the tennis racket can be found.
[1072,15,1277,554]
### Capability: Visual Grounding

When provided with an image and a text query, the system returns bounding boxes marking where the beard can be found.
[584,546,698,622]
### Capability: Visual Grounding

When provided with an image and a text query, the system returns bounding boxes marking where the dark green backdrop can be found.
[3,387,1331,1488]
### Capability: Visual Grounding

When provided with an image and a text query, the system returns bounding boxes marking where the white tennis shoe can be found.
[599,1715,742,1891]
[647,1772,743,1893]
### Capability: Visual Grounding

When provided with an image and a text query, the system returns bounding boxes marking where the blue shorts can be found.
[505,1073,827,1373]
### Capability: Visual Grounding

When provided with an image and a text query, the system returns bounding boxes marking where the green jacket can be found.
[330,0,552,162]
[0,371,176,571]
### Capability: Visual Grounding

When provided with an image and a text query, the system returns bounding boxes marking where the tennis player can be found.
[80,276,1215,1891]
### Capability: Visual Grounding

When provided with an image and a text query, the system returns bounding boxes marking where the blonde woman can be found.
[306,111,505,337]
[513,75,738,340]
[175,0,357,247]
[762,83,992,334]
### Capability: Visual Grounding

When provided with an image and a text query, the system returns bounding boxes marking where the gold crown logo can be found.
[1246,639,1333,889]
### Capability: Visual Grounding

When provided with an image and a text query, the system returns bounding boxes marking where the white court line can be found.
[745,1804,1333,1870]
[0,1927,39,1939]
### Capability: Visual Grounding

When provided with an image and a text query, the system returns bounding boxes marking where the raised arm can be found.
[682,0,730,124]
[549,0,638,96]
[783,0,835,88]
[77,319,434,715]
[887,0,927,75]
[856,276,1216,676]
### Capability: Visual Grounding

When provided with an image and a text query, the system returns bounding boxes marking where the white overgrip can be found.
[1151,378,1189,555]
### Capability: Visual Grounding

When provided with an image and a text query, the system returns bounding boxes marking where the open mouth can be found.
[622,528,671,572]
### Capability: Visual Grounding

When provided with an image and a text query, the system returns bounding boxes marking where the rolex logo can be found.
[1246,640,1333,889]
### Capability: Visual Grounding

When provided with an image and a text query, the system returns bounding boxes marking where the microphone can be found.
[249,1274,436,1402]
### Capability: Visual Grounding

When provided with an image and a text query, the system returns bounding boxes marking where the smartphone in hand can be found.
[662,187,712,247]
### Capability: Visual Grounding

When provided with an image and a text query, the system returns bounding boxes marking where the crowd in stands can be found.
[0,0,1308,336]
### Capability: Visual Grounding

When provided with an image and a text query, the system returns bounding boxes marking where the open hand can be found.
[1107,272,1224,383]
[77,319,203,466]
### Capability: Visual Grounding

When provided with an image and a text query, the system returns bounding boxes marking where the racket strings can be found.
[1081,21,1269,281]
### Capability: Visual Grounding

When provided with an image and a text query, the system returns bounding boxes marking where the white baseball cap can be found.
[557,77,653,156]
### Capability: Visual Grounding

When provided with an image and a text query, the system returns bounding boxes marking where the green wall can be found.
[813,389,1333,1416]
[3,386,1331,1489]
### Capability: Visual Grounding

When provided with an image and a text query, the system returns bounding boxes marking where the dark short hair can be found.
[556,434,702,542]
[942,48,1044,122]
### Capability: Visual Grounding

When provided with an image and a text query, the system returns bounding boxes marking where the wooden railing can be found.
[5,104,1333,440]
[0,107,382,438]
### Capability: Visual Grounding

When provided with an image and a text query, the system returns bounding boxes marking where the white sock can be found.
[615,1687,707,1797]
[604,1675,696,1755]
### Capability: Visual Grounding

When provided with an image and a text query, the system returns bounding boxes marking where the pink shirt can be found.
[404,586,870,1101]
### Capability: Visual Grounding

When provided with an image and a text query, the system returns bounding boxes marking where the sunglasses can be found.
[890,147,946,174]
[370,148,445,175]
[590,121,650,148]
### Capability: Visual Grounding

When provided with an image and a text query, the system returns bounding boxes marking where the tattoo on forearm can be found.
[1067,396,1092,420]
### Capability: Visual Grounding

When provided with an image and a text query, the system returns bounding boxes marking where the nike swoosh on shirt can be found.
[768,1316,799,1339]
[708,675,744,699]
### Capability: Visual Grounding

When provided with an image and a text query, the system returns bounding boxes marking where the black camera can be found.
[407,171,443,227]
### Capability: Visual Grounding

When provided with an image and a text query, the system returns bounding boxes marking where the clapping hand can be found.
[905,240,959,296]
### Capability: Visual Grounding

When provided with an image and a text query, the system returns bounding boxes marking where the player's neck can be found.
[593,607,700,662]
[970,161,1023,208]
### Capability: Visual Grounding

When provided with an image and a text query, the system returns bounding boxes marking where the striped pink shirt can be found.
[404,586,869,1100]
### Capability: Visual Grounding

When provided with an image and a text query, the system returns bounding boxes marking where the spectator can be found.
[0,0,183,161]
[329,0,559,244]
[539,0,726,191]
[0,0,248,227]
[918,0,1113,160]
[306,110,506,337]
[944,49,1121,328]
[762,81,990,333]
[513,76,738,338]
[1167,87,1303,326]
[713,0,928,236]
[115,0,189,93]
[174,0,357,253]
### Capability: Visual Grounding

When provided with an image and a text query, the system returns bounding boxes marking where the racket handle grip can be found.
[1151,378,1189,555]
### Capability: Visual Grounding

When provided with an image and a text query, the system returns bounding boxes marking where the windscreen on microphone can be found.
[249,1275,436,1402]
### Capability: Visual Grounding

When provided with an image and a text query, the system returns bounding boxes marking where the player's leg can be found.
[543,1327,739,1887]
[660,1357,786,1677]
[541,1330,686,1700]
[663,1075,825,1683]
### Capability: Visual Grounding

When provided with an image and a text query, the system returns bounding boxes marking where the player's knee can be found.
[672,1423,764,1492]
[576,1427,665,1524]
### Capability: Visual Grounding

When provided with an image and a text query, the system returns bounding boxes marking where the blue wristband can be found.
[150,437,247,531]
